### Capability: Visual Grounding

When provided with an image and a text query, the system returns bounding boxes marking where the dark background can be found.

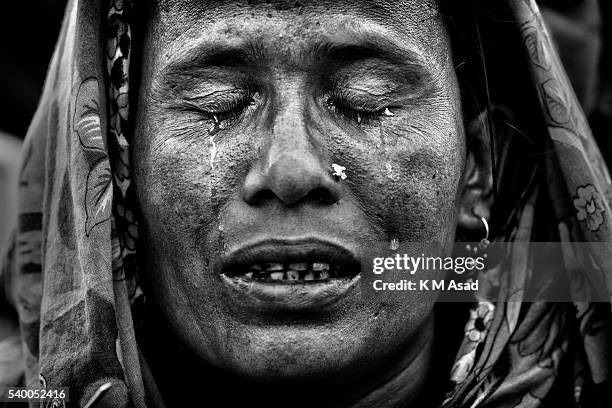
[0,0,67,138]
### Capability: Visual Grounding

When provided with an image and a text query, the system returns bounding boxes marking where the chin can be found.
[214,325,374,384]
[183,292,435,382]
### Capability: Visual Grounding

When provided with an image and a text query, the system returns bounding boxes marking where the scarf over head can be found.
[1,0,611,407]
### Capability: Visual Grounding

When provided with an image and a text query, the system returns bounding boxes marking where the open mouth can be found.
[226,261,357,283]
[220,238,361,283]
[219,238,361,311]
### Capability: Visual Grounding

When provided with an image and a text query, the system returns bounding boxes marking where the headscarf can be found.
[1,0,611,407]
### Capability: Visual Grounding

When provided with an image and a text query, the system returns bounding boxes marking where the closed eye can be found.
[326,96,394,126]
[180,90,256,128]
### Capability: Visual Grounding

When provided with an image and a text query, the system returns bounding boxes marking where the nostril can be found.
[305,187,339,205]
[248,189,277,205]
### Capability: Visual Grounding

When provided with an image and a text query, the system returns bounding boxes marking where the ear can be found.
[457,110,494,236]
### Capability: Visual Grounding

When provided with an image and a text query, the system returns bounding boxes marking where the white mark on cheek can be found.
[385,162,393,179]
[208,119,228,169]
[385,161,400,181]
[390,237,399,250]
[383,108,394,117]
[209,134,218,169]
[332,163,347,180]
[376,128,383,149]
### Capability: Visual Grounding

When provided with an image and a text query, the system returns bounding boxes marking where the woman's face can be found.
[133,0,465,383]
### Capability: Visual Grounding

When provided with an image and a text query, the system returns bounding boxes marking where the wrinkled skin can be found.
[133,0,490,406]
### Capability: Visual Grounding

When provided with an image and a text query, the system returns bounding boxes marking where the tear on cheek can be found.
[384,162,398,180]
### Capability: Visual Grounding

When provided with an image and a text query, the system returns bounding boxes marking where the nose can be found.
[241,106,343,206]
[243,154,343,205]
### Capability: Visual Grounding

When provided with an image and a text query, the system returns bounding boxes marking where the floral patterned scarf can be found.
[1,0,611,407]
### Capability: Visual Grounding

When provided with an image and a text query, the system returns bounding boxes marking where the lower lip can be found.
[220,274,361,312]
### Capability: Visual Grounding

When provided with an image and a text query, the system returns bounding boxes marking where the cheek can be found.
[384,146,462,239]
[132,108,253,249]
[330,113,464,241]
[131,107,223,357]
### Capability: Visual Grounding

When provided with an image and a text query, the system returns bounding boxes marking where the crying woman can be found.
[1,1,612,407]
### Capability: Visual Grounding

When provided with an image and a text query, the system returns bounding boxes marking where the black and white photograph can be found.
[1,0,612,407]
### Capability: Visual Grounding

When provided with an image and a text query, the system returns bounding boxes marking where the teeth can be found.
[269,272,284,281]
[236,261,345,281]
[289,263,308,271]
[264,263,284,271]
[254,271,268,280]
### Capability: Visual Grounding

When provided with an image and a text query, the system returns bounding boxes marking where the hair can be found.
[441,0,549,241]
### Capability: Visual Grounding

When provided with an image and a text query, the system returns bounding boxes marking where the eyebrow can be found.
[310,35,427,68]
[160,29,428,77]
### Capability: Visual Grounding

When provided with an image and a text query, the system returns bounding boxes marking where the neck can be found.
[142,311,439,408]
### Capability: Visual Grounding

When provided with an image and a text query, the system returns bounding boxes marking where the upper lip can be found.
[219,237,360,276]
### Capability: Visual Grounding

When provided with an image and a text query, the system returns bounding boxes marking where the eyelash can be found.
[207,102,250,126]
[326,97,393,126]
[186,93,255,129]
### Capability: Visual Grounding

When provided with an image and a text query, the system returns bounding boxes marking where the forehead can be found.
[154,0,440,19]
[153,0,441,24]
[148,0,449,68]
